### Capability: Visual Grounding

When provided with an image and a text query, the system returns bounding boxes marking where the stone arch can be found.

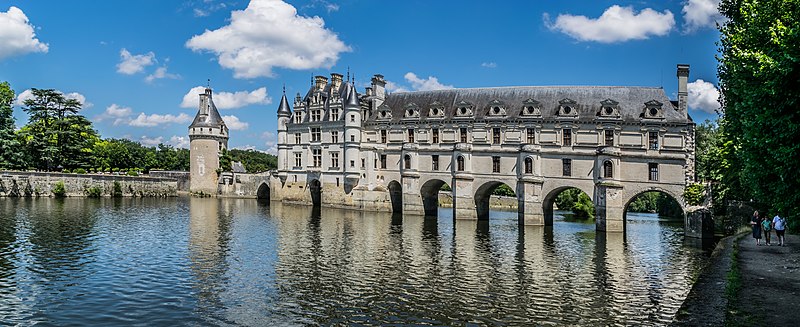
[542,186,594,226]
[309,179,322,207]
[621,187,686,234]
[256,182,270,201]
[388,180,403,213]
[474,180,516,220]
[420,178,451,217]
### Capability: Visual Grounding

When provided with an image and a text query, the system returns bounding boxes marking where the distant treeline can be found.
[0,83,275,174]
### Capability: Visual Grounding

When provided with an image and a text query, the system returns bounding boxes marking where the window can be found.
[350,134,355,142]
[312,149,322,167]
[460,128,468,143]
[331,131,338,143]
[350,160,355,168]
[311,127,321,142]
[527,128,535,144]
[605,130,614,146]
[457,155,465,171]
[432,155,439,171]
[432,128,439,143]
[294,112,302,124]
[562,159,572,176]
[603,160,613,178]
[311,110,321,122]
[331,152,339,168]
[350,114,355,122]
[525,157,533,174]
[330,108,340,121]
[407,129,414,143]
[492,156,500,173]
[649,163,659,181]
[492,128,501,145]
[294,153,302,168]
[563,129,572,146]
[404,155,411,169]
[381,130,387,143]
[361,158,365,168]
[649,132,659,150]
[380,154,387,169]
[295,133,301,144]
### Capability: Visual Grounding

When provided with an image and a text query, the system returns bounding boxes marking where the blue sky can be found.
[0,0,723,153]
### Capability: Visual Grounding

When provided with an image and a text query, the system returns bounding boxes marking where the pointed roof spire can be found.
[345,81,359,108]
[277,85,292,116]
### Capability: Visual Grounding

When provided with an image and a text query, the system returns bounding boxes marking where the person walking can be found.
[761,212,772,245]
[773,214,787,246]
[751,211,762,246]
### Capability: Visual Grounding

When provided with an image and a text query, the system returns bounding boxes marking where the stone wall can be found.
[149,170,190,191]
[0,171,177,197]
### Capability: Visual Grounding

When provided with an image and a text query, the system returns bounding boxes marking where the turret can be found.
[677,64,689,119]
[276,89,292,177]
[343,82,362,187]
[371,74,386,107]
[189,87,229,195]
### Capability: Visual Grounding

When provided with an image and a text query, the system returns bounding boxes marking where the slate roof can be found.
[190,94,225,128]
[375,86,686,123]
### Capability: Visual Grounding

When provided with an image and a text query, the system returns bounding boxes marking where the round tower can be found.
[189,87,229,195]
[276,88,292,181]
[343,82,361,189]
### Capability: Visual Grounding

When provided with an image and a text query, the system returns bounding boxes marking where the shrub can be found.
[112,181,123,197]
[52,181,67,197]
[684,183,706,206]
[86,186,102,197]
[62,169,71,174]
[74,168,86,174]
[127,169,139,176]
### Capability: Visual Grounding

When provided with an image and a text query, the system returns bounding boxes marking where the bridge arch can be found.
[420,178,451,217]
[309,179,322,207]
[622,186,686,228]
[388,180,403,213]
[542,185,594,225]
[256,182,270,201]
[474,180,516,220]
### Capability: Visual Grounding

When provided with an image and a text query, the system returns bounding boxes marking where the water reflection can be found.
[0,198,709,326]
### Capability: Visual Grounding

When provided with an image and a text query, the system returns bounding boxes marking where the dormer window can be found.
[521,98,541,117]
[377,103,392,120]
[403,103,420,119]
[486,100,506,117]
[455,101,474,118]
[598,99,620,119]
[428,101,445,118]
[643,100,664,119]
[558,98,578,118]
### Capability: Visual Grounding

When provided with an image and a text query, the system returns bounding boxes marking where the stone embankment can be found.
[0,171,177,197]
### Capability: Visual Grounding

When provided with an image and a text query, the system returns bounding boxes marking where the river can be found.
[0,197,710,326]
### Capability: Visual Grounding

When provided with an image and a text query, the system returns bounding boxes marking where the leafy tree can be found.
[718,0,799,230]
[555,188,595,219]
[0,82,24,169]
[227,149,276,173]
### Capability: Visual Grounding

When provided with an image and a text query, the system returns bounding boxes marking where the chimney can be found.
[314,75,328,92]
[371,74,386,99]
[330,73,343,91]
[677,64,689,118]
[365,86,373,97]
[198,87,212,116]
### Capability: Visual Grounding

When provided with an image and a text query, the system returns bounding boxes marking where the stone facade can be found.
[189,87,229,195]
[269,65,695,233]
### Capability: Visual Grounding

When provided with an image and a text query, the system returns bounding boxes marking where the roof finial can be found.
[207,78,211,89]
[347,66,350,83]
[282,84,286,95]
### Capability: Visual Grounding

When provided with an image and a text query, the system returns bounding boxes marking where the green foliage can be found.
[52,181,66,197]
[492,184,515,197]
[0,81,24,169]
[628,191,684,218]
[85,185,102,197]
[555,188,594,219]
[684,183,706,206]
[74,168,86,174]
[718,0,799,231]
[440,183,451,191]
[112,181,123,197]
[219,148,233,172]
[126,168,138,176]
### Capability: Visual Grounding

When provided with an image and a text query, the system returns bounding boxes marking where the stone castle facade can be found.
[189,87,229,195]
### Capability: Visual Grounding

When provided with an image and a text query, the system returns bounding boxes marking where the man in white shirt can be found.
[773,214,787,246]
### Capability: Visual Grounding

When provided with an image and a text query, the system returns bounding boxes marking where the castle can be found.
[189,65,696,233]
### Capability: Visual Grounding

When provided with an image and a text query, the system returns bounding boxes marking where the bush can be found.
[86,186,102,197]
[52,181,67,197]
[112,181,123,197]
[127,169,139,176]
[62,169,71,174]
[684,183,706,206]
[74,168,86,174]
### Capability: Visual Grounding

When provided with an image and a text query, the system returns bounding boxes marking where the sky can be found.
[0,0,724,153]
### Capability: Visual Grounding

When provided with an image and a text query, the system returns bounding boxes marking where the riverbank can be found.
[672,232,799,326]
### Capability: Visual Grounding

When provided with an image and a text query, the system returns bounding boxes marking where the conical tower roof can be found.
[277,89,292,116]
[190,87,225,128]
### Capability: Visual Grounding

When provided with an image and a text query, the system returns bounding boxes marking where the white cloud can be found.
[145,66,181,83]
[222,115,248,130]
[545,5,675,43]
[169,136,190,148]
[302,0,340,13]
[117,48,156,74]
[481,62,497,68]
[0,6,48,60]
[139,136,164,147]
[129,112,192,127]
[180,86,271,109]
[185,0,351,78]
[259,131,278,154]
[95,104,133,125]
[384,80,409,94]
[682,0,724,32]
[404,72,454,91]
[687,79,721,113]
[15,89,92,108]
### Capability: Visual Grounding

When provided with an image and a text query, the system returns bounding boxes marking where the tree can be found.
[718,0,799,230]
[0,82,23,169]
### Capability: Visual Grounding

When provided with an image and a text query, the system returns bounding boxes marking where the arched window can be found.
[404,154,411,170]
[524,157,533,174]
[603,160,613,178]
[457,155,465,172]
